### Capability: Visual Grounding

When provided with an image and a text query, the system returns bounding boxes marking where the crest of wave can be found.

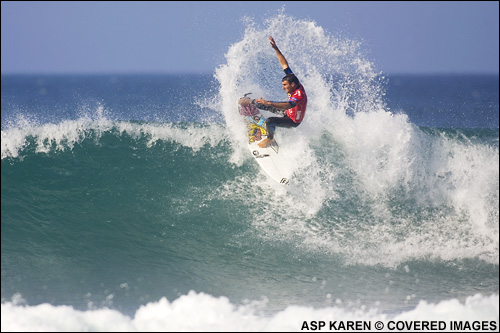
[214,11,387,161]
[214,11,394,213]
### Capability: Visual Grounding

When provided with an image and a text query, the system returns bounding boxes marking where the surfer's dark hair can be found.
[282,73,299,86]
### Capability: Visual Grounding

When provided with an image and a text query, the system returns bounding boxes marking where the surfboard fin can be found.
[270,140,279,154]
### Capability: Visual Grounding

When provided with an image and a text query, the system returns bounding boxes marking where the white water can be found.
[2,292,498,332]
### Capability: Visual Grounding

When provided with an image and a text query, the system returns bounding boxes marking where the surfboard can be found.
[238,96,290,185]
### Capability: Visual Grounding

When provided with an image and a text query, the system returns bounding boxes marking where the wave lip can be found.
[1,110,227,160]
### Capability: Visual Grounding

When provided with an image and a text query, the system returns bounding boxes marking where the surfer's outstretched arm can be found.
[255,98,290,112]
[254,99,286,116]
[269,36,289,70]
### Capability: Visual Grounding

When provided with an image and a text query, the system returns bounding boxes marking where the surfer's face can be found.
[282,80,296,94]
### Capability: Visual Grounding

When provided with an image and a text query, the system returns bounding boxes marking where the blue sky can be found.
[1,1,498,74]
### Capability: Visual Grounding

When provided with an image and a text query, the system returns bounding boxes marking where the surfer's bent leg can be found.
[265,116,300,139]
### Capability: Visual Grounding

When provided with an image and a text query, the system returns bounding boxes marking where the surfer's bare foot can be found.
[258,138,274,148]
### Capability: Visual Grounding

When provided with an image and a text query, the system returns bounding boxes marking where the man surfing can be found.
[254,36,308,148]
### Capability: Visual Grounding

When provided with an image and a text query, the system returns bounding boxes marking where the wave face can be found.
[2,12,498,330]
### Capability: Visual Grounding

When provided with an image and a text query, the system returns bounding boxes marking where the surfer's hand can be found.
[269,36,278,49]
[256,98,268,105]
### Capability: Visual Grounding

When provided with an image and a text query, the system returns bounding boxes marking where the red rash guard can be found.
[287,83,307,123]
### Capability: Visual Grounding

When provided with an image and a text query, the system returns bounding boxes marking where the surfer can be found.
[255,36,308,148]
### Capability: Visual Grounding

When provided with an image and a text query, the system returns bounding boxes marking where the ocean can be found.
[1,14,499,331]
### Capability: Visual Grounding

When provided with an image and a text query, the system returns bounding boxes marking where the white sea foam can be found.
[2,292,498,332]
